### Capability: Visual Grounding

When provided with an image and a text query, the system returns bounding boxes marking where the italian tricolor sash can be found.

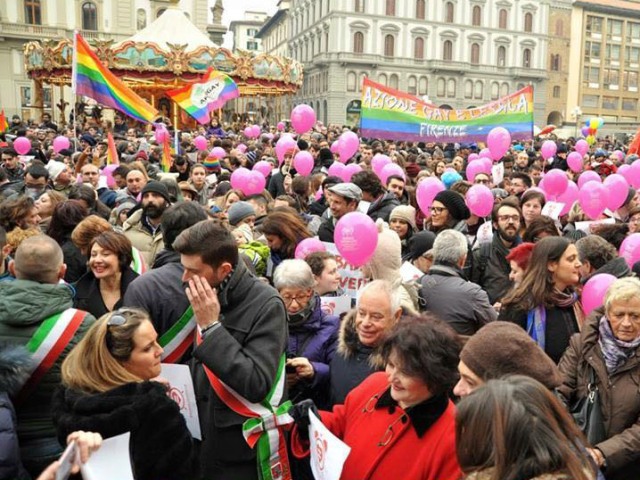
[130,247,147,275]
[16,308,87,403]
[196,332,293,480]
[159,306,196,363]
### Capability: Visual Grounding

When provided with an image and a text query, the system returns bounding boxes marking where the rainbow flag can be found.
[106,132,119,165]
[162,138,171,173]
[360,78,534,143]
[167,68,239,125]
[0,109,8,133]
[72,32,158,123]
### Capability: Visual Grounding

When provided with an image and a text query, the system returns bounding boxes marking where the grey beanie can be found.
[227,201,256,226]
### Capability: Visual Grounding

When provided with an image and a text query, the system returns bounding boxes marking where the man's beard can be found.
[499,225,519,243]
[143,203,166,219]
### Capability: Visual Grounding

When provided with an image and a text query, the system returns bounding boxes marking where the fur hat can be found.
[389,205,417,232]
[460,322,562,389]
[433,190,470,221]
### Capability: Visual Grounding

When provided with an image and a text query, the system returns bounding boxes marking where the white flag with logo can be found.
[309,410,351,480]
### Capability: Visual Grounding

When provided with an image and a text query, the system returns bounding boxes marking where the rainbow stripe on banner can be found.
[360,78,534,143]
[167,68,239,125]
[73,32,158,123]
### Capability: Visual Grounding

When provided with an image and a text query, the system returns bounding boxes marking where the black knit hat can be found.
[460,322,562,389]
[433,190,470,221]
[141,181,171,203]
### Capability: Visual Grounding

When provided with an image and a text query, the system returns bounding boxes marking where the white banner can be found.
[322,242,368,299]
[320,295,352,317]
[160,364,202,440]
[309,410,351,480]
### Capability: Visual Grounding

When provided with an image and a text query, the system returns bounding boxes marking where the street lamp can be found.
[572,106,582,138]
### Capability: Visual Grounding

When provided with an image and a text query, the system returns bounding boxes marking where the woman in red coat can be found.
[292,315,462,480]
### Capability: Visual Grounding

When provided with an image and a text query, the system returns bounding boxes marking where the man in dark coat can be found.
[317,183,362,242]
[471,201,523,304]
[576,235,632,284]
[352,171,400,222]
[173,221,288,480]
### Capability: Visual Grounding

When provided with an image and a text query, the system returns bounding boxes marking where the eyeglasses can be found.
[498,215,521,223]
[281,291,312,307]
[107,308,137,327]
[429,206,447,214]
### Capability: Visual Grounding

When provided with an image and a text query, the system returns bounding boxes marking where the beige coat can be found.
[122,209,163,266]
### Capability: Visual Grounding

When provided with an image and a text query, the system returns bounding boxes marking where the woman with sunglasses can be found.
[291,315,462,480]
[52,308,196,480]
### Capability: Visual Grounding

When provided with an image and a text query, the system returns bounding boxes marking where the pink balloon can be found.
[295,238,327,260]
[251,125,261,138]
[155,128,168,144]
[486,127,511,161]
[210,146,226,159]
[13,137,31,155]
[542,169,568,197]
[541,140,557,160]
[53,136,70,154]
[618,164,634,185]
[524,187,548,202]
[479,148,492,160]
[236,143,247,153]
[243,126,253,138]
[582,273,617,315]
[556,181,578,216]
[230,167,251,191]
[380,163,405,185]
[416,177,445,215]
[465,184,494,217]
[620,233,640,267]
[275,134,297,163]
[334,212,378,267]
[575,139,589,157]
[628,160,640,189]
[479,158,493,174]
[293,151,314,176]
[242,170,267,196]
[467,153,479,162]
[194,135,208,151]
[277,121,285,131]
[337,131,359,162]
[603,173,630,211]
[613,150,624,162]
[465,161,487,182]
[330,141,340,154]
[253,160,272,178]
[567,152,583,173]
[578,181,609,220]
[290,104,316,134]
[577,170,602,189]
[341,163,362,182]
[328,162,345,178]
[102,164,118,189]
[371,154,391,177]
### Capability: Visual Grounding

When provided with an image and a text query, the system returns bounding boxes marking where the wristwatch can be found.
[200,321,220,336]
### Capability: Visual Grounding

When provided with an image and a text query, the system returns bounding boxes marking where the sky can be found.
[217,0,279,48]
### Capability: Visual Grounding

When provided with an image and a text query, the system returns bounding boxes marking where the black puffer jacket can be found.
[367,192,400,222]
[52,381,197,480]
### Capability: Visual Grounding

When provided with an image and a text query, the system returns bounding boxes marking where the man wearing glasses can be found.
[471,201,523,305]
[173,220,288,480]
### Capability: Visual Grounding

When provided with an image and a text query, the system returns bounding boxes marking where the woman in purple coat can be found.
[273,259,339,409]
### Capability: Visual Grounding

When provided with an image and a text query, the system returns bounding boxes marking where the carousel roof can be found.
[116,7,219,52]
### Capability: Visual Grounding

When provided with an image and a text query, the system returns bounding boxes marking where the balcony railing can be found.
[0,21,67,40]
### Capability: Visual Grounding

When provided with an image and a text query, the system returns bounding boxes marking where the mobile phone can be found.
[56,440,78,480]
[286,364,296,374]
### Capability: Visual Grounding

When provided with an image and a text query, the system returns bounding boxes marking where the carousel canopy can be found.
[116,7,219,52]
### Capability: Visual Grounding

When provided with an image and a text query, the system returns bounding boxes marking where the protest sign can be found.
[161,364,202,440]
[320,295,352,316]
[309,410,351,480]
[322,242,368,298]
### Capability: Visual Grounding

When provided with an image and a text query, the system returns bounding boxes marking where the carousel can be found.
[23,6,303,128]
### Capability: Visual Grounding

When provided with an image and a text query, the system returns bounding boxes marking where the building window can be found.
[550,54,560,71]
[498,9,507,29]
[416,0,425,20]
[390,74,399,89]
[585,41,601,60]
[347,72,357,92]
[627,22,640,42]
[437,77,446,96]
[24,0,41,24]
[474,80,483,99]
[524,12,533,33]
[247,41,258,50]
[583,66,600,86]
[445,2,454,23]
[378,73,388,86]
[555,19,563,36]
[608,19,623,39]
[82,2,98,31]
[602,96,619,110]
[464,80,473,99]
[522,48,531,68]
[623,98,638,111]
[355,0,365,13]
[419,76,428,95]
[497,45,506,67]
[353,32,364,54]
[500,82,509,97]
[471,43,480,64]
[443,39,453,61]
[553,86,561,98]
[386,0,396,16]
[586,15,602,35]
[626,46,640,65]
[472,6,481,26]
[384,34,395,57]
[603,68,620,87]
[157,8,166,18]
[447,79,456,97]
[414,37,424,59]
[136,8,147,30]
[491,82,499,100]
[247,28,258,37]
[606,44,621,63]
[408,76,417,95]
[582,94,599,108]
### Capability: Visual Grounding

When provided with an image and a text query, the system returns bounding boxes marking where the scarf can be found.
[598,315,640,374]
[287,294,316,327]
[527,290,581,350]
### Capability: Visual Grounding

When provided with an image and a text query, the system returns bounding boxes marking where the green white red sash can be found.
[196,332,293,480]
[16,308,87,403]
[130,247,147,275]
[159,306,196,363]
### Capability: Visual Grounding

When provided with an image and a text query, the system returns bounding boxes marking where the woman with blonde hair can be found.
[34,190,66,230]
[52,308,196,480]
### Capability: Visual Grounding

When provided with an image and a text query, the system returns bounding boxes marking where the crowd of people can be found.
[1,111,639,480]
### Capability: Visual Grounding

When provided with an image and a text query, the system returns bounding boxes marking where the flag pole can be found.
[71,31,79,153]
